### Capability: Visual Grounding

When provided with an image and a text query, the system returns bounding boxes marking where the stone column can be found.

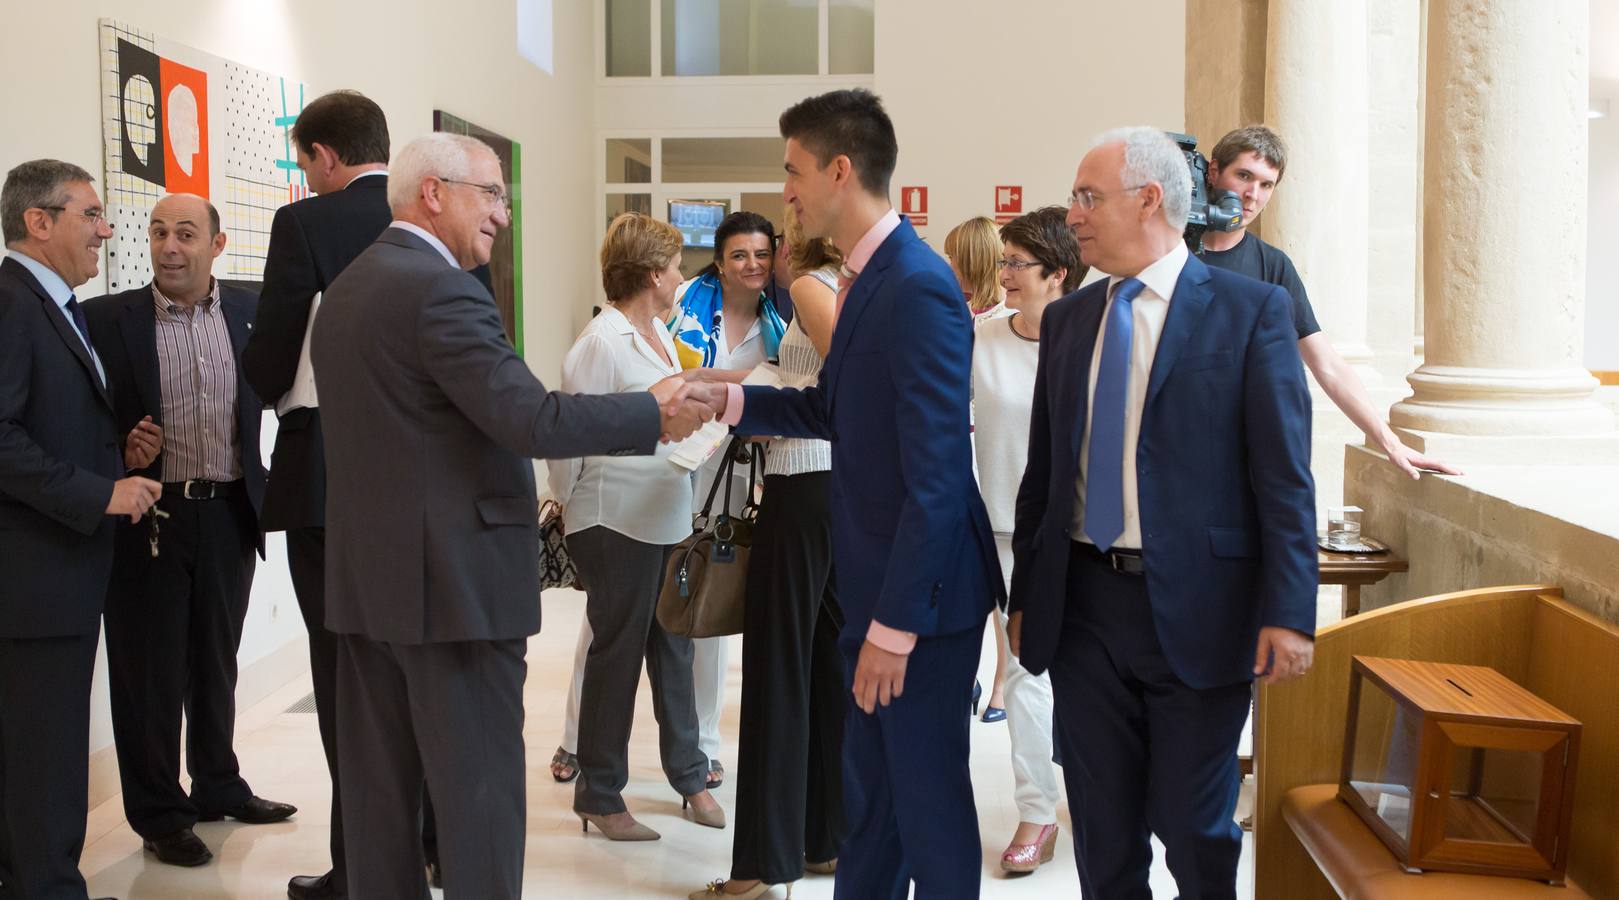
[1184,0,1268,184]
[1263,0,1376,382]
[1390,0,1614,445]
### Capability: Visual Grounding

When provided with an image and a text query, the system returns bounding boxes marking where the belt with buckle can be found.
[161,479,241,500]
[1075,541,1146,575]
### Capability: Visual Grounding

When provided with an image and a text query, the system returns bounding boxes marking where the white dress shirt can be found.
[547,304,693,546]
[1072,241,1190,550]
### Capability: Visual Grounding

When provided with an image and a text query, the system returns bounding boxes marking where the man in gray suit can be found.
[311,133,708,899]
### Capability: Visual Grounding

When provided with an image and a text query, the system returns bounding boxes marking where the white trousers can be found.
[997,534,1062,825]
[559,613,727,763]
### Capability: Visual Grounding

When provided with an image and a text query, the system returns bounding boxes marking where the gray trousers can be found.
[336,634,526,900]
[568,525,708,814]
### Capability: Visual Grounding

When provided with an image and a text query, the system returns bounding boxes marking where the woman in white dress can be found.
[971,206,1086,873]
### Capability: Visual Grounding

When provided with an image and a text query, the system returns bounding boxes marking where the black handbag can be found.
[656,438,762,638]
[538,499,579,591]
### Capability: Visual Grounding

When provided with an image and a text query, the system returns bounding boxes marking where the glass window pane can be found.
[606,139,653,183]
[828,0,874,75]
[606,0,652,77]
[606,193,652,231]
[661,0,818,76]
[1347,680,1418,845]
[662,137,786,183]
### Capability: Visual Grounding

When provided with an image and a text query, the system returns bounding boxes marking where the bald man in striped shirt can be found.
[84,193,294,870]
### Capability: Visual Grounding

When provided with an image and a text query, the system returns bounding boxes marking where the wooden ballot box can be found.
[1338,656,1581,884]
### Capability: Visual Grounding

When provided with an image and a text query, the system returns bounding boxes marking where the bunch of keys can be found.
[148,506,171,558]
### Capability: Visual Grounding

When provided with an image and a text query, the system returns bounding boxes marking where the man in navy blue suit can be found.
[1008,127,1318,899]
[689,89,1002,899]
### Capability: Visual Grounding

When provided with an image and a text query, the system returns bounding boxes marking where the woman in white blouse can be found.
[548,213,723,840]
[972,206,1086,874]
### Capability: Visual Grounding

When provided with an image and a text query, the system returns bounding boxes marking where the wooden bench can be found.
[1254,586,1619,899]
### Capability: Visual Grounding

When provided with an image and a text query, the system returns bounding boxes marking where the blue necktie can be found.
[1083,277,1144,552]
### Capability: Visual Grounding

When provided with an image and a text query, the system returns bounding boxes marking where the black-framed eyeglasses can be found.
[997,257,1042,271]
[436,177,510,210]
[40,205,114,229]
[1067,184,1149,212]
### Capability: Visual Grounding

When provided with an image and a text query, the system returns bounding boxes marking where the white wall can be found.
[1,0,598,763]
[877,0,1185,248]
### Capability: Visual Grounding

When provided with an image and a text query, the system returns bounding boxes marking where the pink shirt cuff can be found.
[719,382,745,426]
[865,621,918,655]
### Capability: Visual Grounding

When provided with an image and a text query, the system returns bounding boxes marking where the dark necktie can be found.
[64,294,91,346]
[1082,277,1145,552]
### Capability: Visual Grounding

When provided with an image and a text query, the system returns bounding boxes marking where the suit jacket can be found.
[83,283,268,555]
[0,256,122,637]
[735,217,1002,640]
[1009,253,1317,689]
[312,228,662,644]
[241,174,391,531]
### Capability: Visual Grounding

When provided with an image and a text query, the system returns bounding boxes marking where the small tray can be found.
[1318,533,1389,554]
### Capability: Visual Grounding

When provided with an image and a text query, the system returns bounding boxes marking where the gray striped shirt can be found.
[152,281,241,482]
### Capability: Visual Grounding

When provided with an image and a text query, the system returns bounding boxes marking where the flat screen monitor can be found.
[669,199,729,249]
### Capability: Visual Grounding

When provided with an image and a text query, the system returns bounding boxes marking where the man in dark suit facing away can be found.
[1009,127,1318,899]
[0,159,161,900]
[312,133,711,899]
[238,89,412,900]
[84,193,297,871]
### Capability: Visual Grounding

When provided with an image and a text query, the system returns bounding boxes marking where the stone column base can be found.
[1389,364,1614,436]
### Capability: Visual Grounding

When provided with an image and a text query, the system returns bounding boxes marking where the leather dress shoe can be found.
[142,827,212,866]
[198,795,297,824]
[288,871,345,899]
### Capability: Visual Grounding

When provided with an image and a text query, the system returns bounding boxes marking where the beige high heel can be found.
[688,879,793,899]
[682,793,726,829]
[803,858,837,875]
[576,810,660,841]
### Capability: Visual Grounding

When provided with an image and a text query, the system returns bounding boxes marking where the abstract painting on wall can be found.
[99,20,313,290]
[434,110,525,356]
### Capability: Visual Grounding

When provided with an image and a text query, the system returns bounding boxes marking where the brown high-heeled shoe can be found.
[682,792,726,829]
[577,810,660,841]
[1000,823,1058,873]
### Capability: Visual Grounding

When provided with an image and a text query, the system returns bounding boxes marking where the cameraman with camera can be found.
[1194,125,1458,480]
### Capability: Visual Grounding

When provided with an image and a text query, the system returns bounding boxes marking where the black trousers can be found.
[104,490,255,839]
[732,471,846,883]
[569,526,707,814]
[336,635,526,900]
[286,528,437,884]
[0,632,99,900]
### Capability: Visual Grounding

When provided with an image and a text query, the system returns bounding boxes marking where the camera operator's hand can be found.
[1381,438,1463,480]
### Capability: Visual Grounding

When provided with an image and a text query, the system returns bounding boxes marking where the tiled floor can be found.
[81,588,1254,898]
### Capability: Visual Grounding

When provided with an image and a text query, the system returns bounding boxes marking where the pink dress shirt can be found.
[719,210,917,655]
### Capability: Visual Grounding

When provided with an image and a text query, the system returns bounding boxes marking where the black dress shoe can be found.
[288,871,345,899]
[142,827,212,866]
[198,795,297,824]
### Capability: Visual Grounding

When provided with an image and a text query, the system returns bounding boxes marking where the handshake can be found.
[648,374,731,443]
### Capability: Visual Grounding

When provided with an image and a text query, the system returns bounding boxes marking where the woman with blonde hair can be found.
[688,206,845,899]
[944,216,1005,316]
[549,212,723,840]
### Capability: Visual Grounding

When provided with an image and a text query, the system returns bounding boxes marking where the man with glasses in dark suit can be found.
[0,158,160,900]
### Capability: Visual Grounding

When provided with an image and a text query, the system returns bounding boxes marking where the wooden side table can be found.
[1318,548,1408,618]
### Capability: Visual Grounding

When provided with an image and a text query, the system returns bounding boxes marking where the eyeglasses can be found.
[40,206,114,229]
[436,177,510,211]
[997,257,1042,272]
[1067,184,1149,212]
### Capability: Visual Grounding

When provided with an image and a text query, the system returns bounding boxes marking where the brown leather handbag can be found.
[656,438,760,638]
